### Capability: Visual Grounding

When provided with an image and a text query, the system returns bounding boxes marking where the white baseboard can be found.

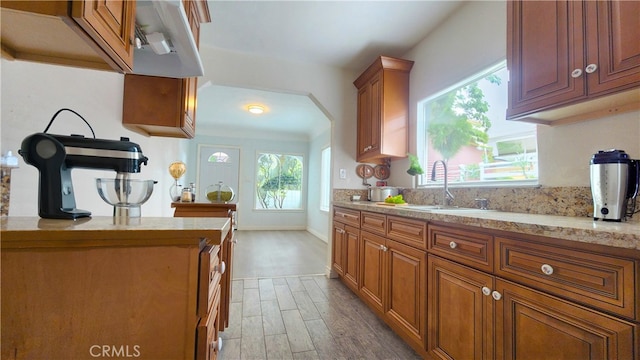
[236,225,307,231]
[306,227,328,243]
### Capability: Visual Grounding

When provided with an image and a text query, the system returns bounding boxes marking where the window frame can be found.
[416,60,539,188]
[254,151,305,211]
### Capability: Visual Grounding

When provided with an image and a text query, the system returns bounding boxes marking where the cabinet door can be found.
[386,240,426,351]
[359,230,386,314]
[356,84,372,161]
[71,0,135,72]
[342,224,360,292]
[507,0,586,118]
[428,255,494,360]
[368,73,382,156]
[331,222,346,276]
[585,1,640,95]
[495,278,637,360]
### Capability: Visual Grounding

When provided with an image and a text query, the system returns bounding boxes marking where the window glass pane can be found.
[320,147,331,212]
[208,151,230,163]
[255,153,303,209]
[419,61,538,186]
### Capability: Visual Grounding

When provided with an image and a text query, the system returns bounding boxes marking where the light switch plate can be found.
[339,168,347,179]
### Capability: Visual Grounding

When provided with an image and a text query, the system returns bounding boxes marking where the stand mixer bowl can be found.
[96,178,156,218]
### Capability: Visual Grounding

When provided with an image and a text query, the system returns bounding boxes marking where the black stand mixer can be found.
[18,109,149,219]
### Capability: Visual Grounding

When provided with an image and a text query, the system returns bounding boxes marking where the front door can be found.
[197,145,241,203]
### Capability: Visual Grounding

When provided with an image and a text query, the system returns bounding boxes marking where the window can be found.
[255,152,303,209]
[320,146,331,212]
[417,61,538,186]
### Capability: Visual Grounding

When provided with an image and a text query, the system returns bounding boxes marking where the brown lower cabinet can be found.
[360,230,427,354]
[428,255,638,359]
[332,206,640,359]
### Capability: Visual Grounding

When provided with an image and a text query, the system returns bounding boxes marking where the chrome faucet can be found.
[431,160,454,207]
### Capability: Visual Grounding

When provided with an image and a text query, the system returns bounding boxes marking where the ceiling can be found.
[195,1,465,138]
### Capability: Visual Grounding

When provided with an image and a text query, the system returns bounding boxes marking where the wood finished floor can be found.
[219,275,422,360]
[220,230,421,359]
[232,231,329,279]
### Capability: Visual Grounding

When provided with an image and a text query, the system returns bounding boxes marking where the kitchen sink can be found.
[406,205,493,213]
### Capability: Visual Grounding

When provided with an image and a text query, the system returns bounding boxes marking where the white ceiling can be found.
[195,1,465,138]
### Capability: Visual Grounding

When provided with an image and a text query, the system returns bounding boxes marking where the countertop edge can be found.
[333,201,640,251]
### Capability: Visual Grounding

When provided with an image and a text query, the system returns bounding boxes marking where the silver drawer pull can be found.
[449,241,458,249]
[541,264,554,275]
[585,63,598,73]
[481,286,491,296]
[491,291,502,301]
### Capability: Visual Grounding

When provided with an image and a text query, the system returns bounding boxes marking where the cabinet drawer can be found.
[495,237,637,320]
[334,207,361,227]
[428,224,493,273]
[198,245,222,317]
[387,216,427,250]
[361,211,386,236]
[196,285,221,360]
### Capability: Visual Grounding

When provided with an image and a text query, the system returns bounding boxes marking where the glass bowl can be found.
[96,178,157,217]
[206,181,235,203]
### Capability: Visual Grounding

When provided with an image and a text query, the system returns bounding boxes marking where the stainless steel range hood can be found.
[132,0,204,78]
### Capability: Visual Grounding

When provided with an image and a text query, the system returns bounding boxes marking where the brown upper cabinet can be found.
[122,0,209,139]
[0,0,135,73]
[354,56,414,163]
[507,0,640,125]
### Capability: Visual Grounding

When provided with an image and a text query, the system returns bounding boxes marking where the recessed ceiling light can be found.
[248,105,264,114]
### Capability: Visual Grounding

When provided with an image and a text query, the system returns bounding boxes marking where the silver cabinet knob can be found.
[382,245,388,252]
[214,261,226,275]
[491,291,502,301]
[585,63,598,73]
[541,264,554,275]
[449,241,458,249]
[571,68,583,78]
[336,228,345,234]
[481,286,491,296]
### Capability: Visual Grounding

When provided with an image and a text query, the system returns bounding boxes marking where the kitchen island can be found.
[1,216,230,360]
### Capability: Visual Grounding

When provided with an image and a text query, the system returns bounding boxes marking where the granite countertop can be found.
[334,201,640,251]
[1,216,231,249]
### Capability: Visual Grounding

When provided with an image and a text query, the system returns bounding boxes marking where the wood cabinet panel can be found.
[428,255,494,360]
[354,56,413,163]
[585,1,640,95]
[332,221,346,276]
[1,0,134,73]
[507,0,640,124]
[507,0,585,117]
[495,236,637,320]
[122,74,196,138]
[71,0,135,72]
[495,278,638,360]
[429,224,493,273]
[1,245,202,359]
[386,240,426,351]
[198,245,221,317]
[333,207,361,227]
[361,211,386,236]
[359,230,386,314]
[386,215,427,250]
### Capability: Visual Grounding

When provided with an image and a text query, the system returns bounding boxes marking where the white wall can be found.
[307,128,331,242]
[186,133,311,231]
[388,0,640,188]
[198,46,362,191]
[1,60,185,217]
